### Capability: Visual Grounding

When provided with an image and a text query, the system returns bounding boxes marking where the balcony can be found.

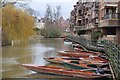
[100,2,118,9]
[85,23,96,29]
[104,13,120,19]
[74,23,95,32]
[99,13,120,27]
[77,15,83,19]
[73,26,85,31]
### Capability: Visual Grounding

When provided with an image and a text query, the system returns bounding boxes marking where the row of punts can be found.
[22,43,112,78]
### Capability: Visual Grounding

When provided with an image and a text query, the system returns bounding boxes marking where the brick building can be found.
[70,0,120,44]
[70,0,99,39]
[99,0,120,44]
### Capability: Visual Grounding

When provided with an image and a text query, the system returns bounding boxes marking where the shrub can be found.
[40,27,61,38]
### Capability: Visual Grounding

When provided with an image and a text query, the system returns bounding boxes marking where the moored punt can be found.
[63,62,110,73]
[57,51,103,58]
[73,44,87,51]
[72,44,88,51]
[57,50,83,54]
[22,64,111,78]
[44,57,82,64]
[74,48,86,51]
[44,57,108,64]
[58,53,89,58]
[81,56,108,62]
[72,44,83,48]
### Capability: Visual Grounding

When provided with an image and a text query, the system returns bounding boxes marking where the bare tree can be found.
[42,4,62,38]
[1,0,31,7]
[56,5,61,20]
[52,5,61,21]
[45,4,53,23]
[53,7,57,21]
[45,4,61,23]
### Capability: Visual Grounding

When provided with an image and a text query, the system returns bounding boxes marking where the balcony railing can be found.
[104,13,120,20]
[100,13,120,27]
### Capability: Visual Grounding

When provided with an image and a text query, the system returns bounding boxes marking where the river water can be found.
[2,38,74,78]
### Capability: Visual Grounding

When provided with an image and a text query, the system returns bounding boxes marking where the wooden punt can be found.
[44,57,108,64]
[44,57,81,64]
[22,64,111,78]
[74,48,86,51]
[57,50,83,54]
[72,44,88,51]
[72,44,83,48]
[63,62,110,73]
[57,50,102,58]
[72,44,87,51]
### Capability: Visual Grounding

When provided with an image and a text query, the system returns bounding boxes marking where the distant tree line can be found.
[40,4,63,38]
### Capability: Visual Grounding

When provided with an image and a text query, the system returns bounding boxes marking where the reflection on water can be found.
[2,38,73,78]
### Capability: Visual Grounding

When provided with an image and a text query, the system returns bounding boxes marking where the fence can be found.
[66,36,120,79]
[103,40,120,79]
[66,36,104,52]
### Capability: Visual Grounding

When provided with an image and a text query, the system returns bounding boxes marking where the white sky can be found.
[29,0,78,19]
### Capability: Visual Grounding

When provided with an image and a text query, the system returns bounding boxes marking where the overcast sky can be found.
[29,0,78,19]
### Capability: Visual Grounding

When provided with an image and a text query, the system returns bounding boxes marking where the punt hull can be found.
[22,64,111,78]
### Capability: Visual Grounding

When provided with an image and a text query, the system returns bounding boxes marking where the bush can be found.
[91,31,103,40]
[40,28,61,38]
[77,30,84,36]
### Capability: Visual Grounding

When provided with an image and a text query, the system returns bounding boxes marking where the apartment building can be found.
[70,0,99,39]
[70,5,77,34]
[70,0,120,44]
[99,0,120,44]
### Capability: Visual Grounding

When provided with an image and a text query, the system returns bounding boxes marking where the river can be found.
[2,38,74,78]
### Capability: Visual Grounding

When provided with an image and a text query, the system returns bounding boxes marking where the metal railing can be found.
[102,40,120,79]
[104,13,120,19]
[66,36,104,52]
[66,36,120,79]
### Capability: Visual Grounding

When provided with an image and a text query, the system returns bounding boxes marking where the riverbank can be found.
[2,34,67,47]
